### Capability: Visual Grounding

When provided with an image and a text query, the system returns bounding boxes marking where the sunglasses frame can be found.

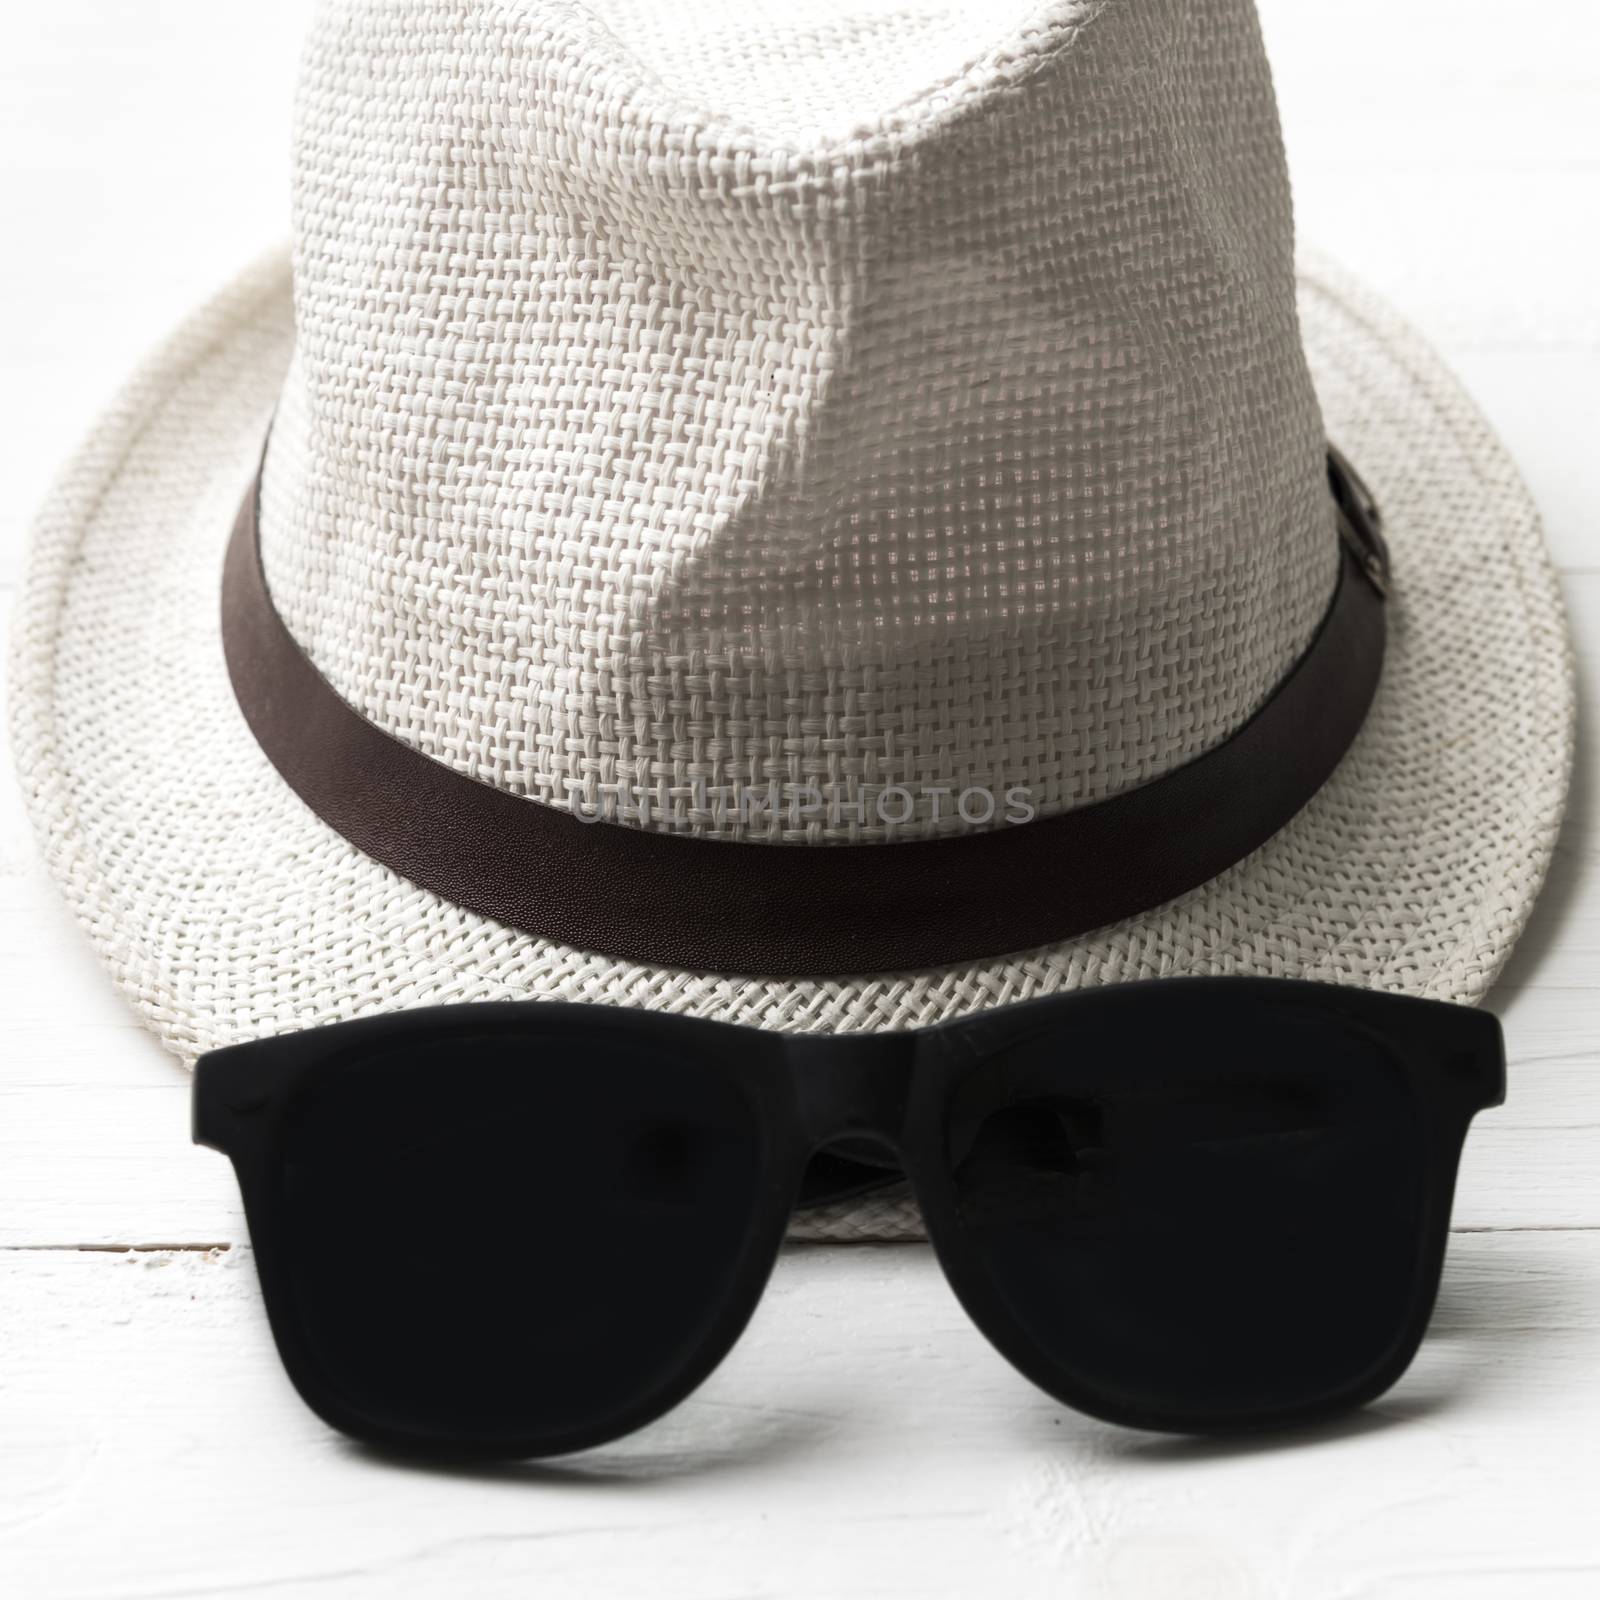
[195,977,1504,1459]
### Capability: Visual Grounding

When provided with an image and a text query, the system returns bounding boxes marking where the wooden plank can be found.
[0,0,309,581]
[2,1234,1600,1600]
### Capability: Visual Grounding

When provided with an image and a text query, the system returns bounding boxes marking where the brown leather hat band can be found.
[221,451,1387,977]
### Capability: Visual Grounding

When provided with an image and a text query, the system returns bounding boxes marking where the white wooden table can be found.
[1,5,1596,1595]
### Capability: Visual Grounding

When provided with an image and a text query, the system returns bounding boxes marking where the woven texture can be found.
[7,2,1575,1242]
[259,0,1334,841]
[7,247,1575,1237]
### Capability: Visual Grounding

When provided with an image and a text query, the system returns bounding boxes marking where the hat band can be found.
[221,451,1387,976]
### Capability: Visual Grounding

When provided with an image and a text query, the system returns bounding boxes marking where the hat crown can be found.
[261,0,1334,841]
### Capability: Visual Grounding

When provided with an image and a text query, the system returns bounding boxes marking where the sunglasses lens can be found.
[946,1010,1434,1426]
[266,1032,769,1451]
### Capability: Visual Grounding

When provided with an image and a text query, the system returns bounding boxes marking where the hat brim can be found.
[9,247,1574,1238]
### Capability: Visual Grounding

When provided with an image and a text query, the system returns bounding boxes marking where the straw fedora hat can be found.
[10,0,1574,1237]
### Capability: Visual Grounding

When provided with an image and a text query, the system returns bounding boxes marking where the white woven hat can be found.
[9,0,1574,1237]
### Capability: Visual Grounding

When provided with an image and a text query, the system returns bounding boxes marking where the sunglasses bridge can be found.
[785,1029,928,1162]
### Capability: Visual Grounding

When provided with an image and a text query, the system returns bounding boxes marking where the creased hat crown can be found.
[259,0,1334,842]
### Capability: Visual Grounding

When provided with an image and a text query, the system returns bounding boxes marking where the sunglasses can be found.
[193,978,1502,1458]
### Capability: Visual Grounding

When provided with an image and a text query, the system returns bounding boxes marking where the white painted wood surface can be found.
[1,3,1596,1595]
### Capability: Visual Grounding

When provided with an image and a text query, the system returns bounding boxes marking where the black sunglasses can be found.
[193,977,1503,1459]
